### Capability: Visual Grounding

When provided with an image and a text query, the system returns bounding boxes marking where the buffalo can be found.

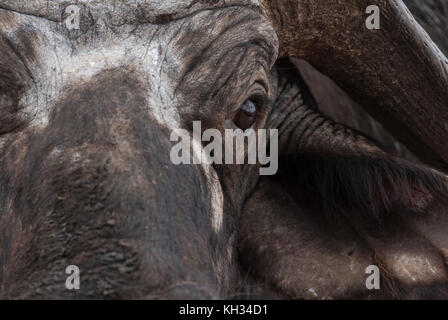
[1,0,448,299]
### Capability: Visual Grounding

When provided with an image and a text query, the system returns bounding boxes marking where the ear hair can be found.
[278,153,448,221]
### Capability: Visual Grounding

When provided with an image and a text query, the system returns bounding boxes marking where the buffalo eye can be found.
[232,99,257,131]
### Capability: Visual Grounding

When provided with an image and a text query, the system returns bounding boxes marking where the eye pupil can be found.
[233,99,257,131]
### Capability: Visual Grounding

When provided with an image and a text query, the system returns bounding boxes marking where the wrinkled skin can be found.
[1,1,448,299]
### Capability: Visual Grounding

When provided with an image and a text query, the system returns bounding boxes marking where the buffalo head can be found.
[1,0,448,299]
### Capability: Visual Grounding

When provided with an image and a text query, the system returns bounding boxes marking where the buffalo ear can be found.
[270,58,448,221]
[240,173,448,299]
[238,178,390,299]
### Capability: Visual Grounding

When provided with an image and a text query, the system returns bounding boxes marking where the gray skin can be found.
[0,1,448,299]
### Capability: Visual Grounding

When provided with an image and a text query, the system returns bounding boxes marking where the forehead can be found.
[1,4,278,129]
[0,0,262,24]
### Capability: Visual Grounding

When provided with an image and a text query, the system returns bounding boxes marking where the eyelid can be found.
[247,93,271,110]
[254,79,269,95]
[228,79,270,118]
